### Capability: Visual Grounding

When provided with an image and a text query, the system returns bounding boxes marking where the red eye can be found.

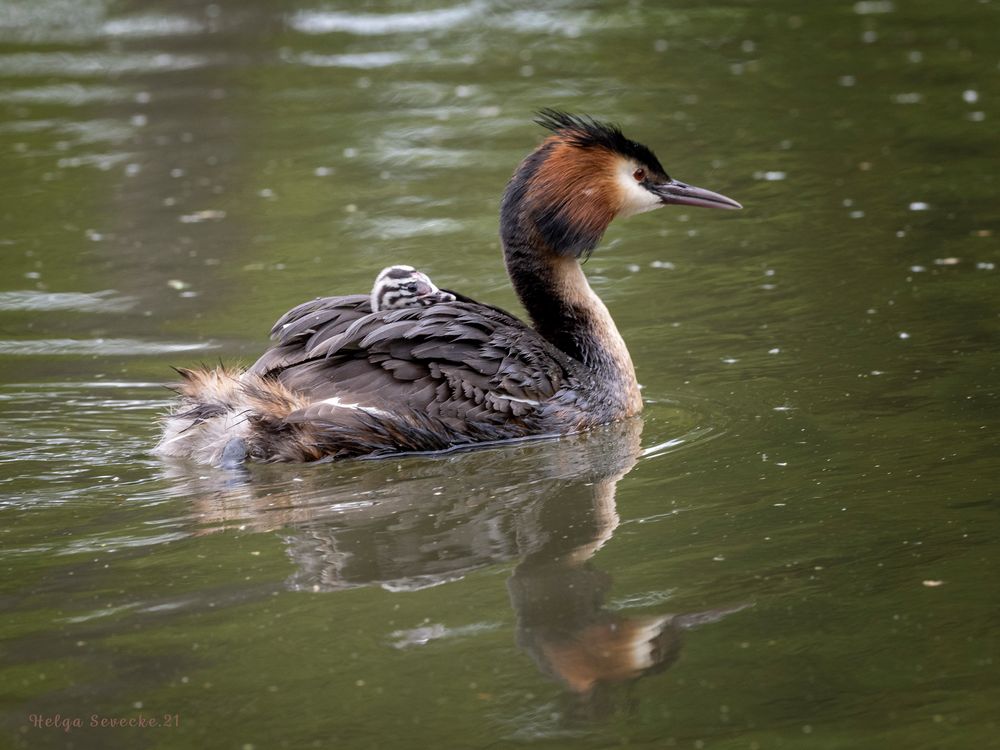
[632,168,646,182]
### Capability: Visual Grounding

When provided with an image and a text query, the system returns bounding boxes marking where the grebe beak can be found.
[652,179,742,210]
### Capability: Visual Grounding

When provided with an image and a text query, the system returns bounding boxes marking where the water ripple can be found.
[0,339,216,356]
[289,3,481,35]
[0,51,214,77]
[0,290,136,313]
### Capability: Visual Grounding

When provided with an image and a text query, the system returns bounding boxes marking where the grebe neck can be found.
[501,226,641,414]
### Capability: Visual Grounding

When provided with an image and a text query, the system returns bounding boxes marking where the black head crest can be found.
[534,109,668,177]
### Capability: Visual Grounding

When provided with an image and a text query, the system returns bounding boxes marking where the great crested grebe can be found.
[156,110,740,464]
[370,265,456,312]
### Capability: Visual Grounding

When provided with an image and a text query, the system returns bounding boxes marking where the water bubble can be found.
[838,75,856,87]
[892,92,923,104]
[898,332,910,340]
[962,89,979,103]
[909,201,930,211]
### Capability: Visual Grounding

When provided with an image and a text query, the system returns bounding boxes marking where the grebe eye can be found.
[632,168,646,182]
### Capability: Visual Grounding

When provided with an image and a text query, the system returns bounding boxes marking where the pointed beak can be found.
[651,179,742,210]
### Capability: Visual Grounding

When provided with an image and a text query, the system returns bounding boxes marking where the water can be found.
[2,0,998,747]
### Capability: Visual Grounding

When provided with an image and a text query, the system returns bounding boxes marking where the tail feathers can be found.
[156,366,525,464]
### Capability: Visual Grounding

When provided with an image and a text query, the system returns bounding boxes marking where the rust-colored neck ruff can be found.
[500,138,641,415]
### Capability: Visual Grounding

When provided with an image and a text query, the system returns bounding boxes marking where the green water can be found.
[2,0,998,748]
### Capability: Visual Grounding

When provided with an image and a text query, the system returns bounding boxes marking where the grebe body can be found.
[156,111,740,464]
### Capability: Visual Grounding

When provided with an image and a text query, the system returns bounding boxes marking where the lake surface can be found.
[1,0,998,748]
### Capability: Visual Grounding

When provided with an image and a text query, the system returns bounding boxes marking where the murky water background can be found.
[2,0,998,748]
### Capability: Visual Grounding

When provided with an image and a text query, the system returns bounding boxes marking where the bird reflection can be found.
[166,418,745,711]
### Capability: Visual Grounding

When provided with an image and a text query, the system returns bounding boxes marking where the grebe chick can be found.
[371,265,456,312]
[157,110,741,464]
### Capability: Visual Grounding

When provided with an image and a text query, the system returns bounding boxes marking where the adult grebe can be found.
[156,111,740,464]
[370,265,456,312]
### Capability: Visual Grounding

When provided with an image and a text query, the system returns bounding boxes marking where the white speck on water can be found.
[179,209,225,223]
[898,332,910,340]
[712,555,725,562]
[650,260,676,270]
[975,262,995,270]
[519,64,534,77]
[896,230,906,238]
[842,198,854,207]
[258,188,275,198]
[922,580,945,587]
[170,167,185,178]
[907,50,923,63]
[768,348,781,354]
[892,92,923,104]
[124,162,141,177]
[764,268,776,277]
[314,166,334,176]
[167,279,190,290]
[753,170,786,181]
[741,39,756,53]
[909,201,930,211]
[343,147,358,158]
[626,263,640,273]
[653,39,669,52]
[910,265,926,273]
[854,0,894,13]
[962,89,979,103]
[130,113,147,127]
[934,257,960,266]
[722,357,739,364]
[838,75,856,87]
[861,30,878,43]
[849,210,865,219]
[966,111,985,122]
